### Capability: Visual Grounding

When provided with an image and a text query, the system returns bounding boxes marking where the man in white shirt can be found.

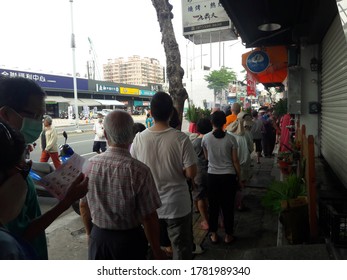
[130,92,197,260]
[92,113,107,154]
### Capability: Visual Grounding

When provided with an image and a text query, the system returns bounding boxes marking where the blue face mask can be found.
[20,117,43,144]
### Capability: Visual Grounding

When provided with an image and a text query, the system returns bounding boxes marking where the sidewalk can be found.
[193,156,333,260]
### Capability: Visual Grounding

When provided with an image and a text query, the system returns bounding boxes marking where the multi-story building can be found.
[103,55,164,86]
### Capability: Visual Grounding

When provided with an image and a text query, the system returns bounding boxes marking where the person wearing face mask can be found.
[0,76,89,259]
[92,113,107,154]
[0,120,37,259]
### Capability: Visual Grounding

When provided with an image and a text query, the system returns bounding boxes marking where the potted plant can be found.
[185,104,210,133]
[185,104,199,133]
[277,151,293,174]
[262,175,309,244]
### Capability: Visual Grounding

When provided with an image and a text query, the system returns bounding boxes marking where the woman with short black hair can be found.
[202,111,242,245]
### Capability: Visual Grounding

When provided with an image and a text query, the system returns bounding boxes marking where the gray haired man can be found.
[80,110,165,260]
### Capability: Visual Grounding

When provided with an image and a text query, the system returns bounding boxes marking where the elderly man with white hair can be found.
[40,115,61,169]
[80,110,164,260]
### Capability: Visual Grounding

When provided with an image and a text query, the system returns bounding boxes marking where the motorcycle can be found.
[29,131,80,215]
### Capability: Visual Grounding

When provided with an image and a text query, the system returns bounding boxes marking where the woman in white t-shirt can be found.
[202,111,242,245]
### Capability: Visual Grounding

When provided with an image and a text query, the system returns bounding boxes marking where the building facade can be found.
[103,55,164,86]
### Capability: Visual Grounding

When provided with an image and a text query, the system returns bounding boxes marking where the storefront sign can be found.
[120,87,139,95]
[139,90,156,96]
[247,72,257,97]
[95,83,119,93]
[0,68,88,90]
[246,50,270,73]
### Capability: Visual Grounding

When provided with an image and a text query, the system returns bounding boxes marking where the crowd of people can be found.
[0,76,281,260]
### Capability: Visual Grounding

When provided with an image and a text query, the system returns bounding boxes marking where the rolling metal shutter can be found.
[321,15,347,187]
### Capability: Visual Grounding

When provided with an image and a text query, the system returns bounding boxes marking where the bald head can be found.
[231,103,241,115]
[104,110,134,146]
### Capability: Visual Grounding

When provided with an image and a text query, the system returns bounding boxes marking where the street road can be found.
[30,130,97,163]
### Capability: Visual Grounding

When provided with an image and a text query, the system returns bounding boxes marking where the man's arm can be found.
[80,199,92,236]
[44,129,55,151]
[203,146,208,160]
[184,164,197,180]
[23,173,88,241]
[142,211,166,260]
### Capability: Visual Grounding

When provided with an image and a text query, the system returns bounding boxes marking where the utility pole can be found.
[69,0,79,130]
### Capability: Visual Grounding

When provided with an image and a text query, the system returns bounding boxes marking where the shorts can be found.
[253,139,262,153]
[192,183,207,201]
[93,141,107,152]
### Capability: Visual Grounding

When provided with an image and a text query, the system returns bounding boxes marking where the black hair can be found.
[150,91,173,122]
[224,105,231,117]
[197,117,212,135]
[252,110,258,118]
[133,122,146,136]
[0,77,46,112]
[211,111,226,138]
[169,107,181,129]
[0,120,25,170]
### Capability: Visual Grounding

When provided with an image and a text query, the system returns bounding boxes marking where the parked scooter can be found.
[29,131,80,215]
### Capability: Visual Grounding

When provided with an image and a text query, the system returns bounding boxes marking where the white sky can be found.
[0,0,249,80]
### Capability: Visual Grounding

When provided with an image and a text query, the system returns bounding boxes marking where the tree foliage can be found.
[204,67,237,104]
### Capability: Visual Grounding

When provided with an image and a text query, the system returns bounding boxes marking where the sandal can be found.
[208,233,219,244]
[224,235,237,245]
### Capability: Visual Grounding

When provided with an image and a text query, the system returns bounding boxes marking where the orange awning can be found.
[242,46,288,84]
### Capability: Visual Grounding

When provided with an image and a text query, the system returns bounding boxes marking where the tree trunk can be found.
[152,0,187,130]
[213,89,216,107]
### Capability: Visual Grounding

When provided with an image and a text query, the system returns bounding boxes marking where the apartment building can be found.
[103,55,164,86]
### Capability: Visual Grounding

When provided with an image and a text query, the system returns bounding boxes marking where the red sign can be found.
[246,72,257,96]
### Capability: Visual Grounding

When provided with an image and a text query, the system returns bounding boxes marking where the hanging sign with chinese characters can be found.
[246,72,257,97]
[182,0,237,44]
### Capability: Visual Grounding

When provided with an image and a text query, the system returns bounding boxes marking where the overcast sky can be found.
[0,0,249,79]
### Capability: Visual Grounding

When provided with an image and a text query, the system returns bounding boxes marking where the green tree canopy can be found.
[204,67,237,104]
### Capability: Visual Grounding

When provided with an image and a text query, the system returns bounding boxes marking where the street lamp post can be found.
[69,0,79,130]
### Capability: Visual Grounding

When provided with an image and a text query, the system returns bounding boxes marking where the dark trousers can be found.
[207,173,237,235]
[88,224,148,260]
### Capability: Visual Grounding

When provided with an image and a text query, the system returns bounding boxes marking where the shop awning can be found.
[95,99,125,106]
[64,98,86,106]
[79,98,101,106]
[45,96,69,104]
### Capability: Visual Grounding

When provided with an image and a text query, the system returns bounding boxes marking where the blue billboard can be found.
[0,68,88,91]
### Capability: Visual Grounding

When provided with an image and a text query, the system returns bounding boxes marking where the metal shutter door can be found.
[321,15,347,187]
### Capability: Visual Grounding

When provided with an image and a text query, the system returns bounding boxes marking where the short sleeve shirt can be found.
[202,131,238,174]
[85,147,161,230]
[130,128,198,219]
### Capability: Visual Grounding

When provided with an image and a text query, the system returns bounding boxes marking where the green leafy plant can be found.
[262,175,307,214]
[185,104,200,123]
[273,98,288,117]
[277,151,293,163]
[185,104,211,123]
[198,107,211,118]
